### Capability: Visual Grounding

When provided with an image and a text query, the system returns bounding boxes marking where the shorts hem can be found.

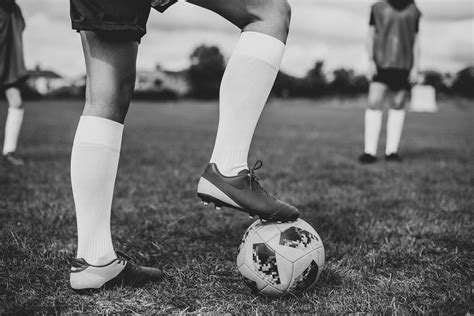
[1,75,29,91]
[373,67,411,91]
[372,79,411,91]
[71,21,145,42]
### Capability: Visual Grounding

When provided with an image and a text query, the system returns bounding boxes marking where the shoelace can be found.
[248,160,272,198]
[116,250,133,265]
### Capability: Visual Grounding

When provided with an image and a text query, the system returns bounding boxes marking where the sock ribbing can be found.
[210,147,248,175]
[209,32,285,176]
[364,109,383,156]
[3,108,24,155]
[386,109,406,155]
[72,116,123,265]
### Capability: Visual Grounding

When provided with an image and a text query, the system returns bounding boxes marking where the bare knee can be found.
[117,71,136,105]
[85,71,136,123]
[244,0,292,42]
[368,93,384,110]
[390,99,407,110]
[269,0,292,37]
[368,83,387,110]
[390,92,409,110]
[5,88,23,109]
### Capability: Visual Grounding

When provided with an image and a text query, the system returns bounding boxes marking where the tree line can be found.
[16,44,474,101]
[188,45,474,100]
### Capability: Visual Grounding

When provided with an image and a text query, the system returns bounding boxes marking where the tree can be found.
[188,45,226,99]
[330,68,369,95]
[452,67,474,98]
[331,68,353,94]
[273,71,300,98]
[423,70,448,93]
[305,61,328,97]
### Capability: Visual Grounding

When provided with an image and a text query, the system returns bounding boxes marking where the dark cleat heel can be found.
[72,287,101,295]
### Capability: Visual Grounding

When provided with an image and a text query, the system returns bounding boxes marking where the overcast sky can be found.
[18,0,474,78]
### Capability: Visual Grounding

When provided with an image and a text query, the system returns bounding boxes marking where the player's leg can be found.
[80,32,138,123]
[1,2,28,166]
[72,30,137,265]
[2,87,25,165]
[69,0,162,291]
[70,33,136,291]
[385,89,409,161]
[191,0,298,222]
[359,82,387,164]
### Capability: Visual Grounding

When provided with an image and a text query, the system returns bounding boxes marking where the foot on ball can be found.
[197,160,299,222]
[70,251,164,294]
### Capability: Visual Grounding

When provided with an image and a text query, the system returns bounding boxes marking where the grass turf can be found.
[0,97,473,313]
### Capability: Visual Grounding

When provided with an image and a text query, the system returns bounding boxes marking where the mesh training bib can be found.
[371,1,421,70]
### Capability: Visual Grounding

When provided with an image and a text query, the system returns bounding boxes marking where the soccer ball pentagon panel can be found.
[237,219,325,296]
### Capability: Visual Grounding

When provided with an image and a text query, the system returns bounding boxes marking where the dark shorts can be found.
[373,67,411,91]
[70,0,178,42]
[1,75,28,91]
[0,4,28,90]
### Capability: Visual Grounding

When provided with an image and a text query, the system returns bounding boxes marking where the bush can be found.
[188,45,225,99]
[452,67,474,98]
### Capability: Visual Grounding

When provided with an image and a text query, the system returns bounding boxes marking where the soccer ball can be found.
[237,219,325,296]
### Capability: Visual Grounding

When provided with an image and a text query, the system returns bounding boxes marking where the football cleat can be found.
[197,161,299,222]
[385,153,403,162]
[70,251,163,294]
[358,153,377,164]
[2,152,24,166]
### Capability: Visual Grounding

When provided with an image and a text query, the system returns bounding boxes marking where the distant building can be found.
[23,66,190,99]
[135,67,189,96]
[26,66,71,95]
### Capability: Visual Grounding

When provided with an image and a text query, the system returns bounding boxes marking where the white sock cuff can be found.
[8,107,24,119]
[210,147,248,175]
[77,235,116,264]
[366,108,383,117]
[75,116,124,151]
[388,108,406,117]
[233,32,285,70]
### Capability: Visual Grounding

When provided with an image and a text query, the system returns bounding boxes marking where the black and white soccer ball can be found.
[237,219,325,296]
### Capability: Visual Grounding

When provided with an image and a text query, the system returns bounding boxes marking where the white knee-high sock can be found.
[3,108,24,155]
[210,31,285,176]
[71,116,123,265]
[364,109,383,156]
[386,109,406,155]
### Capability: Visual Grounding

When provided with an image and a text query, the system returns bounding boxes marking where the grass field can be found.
[1,97,473,313]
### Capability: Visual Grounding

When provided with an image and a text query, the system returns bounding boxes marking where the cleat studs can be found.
[216,206,222,211]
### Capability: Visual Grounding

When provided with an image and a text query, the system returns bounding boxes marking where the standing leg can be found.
[2,87,25,166]
[72,31,137,267]
[385,90,408,161]
[360,82,387,163]
[194,0,299,222]
[70,31,162,291]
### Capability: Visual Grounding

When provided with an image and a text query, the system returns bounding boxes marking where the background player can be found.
[0,0,28,166]
[359,0,422,164]
[68,0,299,292]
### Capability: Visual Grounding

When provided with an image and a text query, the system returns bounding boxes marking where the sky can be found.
[18,0,474,79]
